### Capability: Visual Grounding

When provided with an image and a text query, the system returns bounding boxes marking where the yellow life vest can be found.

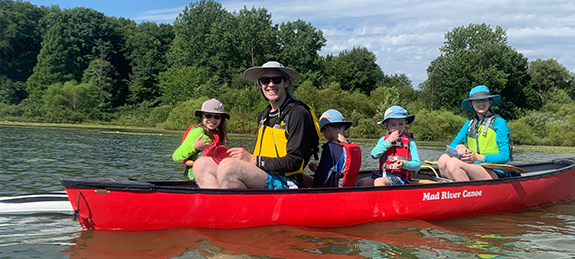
[253,101,320,176]
[467,114,500,155]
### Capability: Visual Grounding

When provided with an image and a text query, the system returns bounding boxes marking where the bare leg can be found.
[460,164,498,180]
[193,157,220,188]
[438,155,467,180]
[374,177,390,186]
[440,156,498,181]
[355,177,374,187]
[437,154,452,177]
[217,158,268,189]
[443,158,471,181]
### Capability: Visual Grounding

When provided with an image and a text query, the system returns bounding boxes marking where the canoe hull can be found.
[63,159,575,230]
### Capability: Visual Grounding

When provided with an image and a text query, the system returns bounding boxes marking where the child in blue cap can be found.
[307,109,362,187]
[356,106,421,186]
[437,85,511,181]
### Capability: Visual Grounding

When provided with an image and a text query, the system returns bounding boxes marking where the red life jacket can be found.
[337,142,362,187]
[316,141,362,187]
[379,132,413,180]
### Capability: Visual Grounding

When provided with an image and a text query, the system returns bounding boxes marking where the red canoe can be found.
[62,158,575,230]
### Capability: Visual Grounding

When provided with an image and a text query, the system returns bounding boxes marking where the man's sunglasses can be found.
[203,114,222,120]
[259,76,284,85]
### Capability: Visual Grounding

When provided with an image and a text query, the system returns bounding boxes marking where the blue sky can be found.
[28,0,575,88]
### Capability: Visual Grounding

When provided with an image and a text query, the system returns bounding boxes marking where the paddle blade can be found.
[481,164,528,174]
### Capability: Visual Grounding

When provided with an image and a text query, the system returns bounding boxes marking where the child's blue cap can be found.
[461,85,501,112]
[319,109,352,132]
[378,106,415,125]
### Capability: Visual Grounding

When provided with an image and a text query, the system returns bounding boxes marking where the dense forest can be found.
[1,0,574,146]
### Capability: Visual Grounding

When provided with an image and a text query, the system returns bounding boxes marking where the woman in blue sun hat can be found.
[438,85,511,181]
[356,105,421,186]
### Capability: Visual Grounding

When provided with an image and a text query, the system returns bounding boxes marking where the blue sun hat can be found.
[378,106,415,125]
[318,109,352,132]
[461,85,501,112]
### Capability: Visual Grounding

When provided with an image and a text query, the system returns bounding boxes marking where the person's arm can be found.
[371,136,391,159]
[257,106,314,173]
[449,119,471,151]
[172,127,207,162]
[482,117,510,164]
[449,119,470,148]
[403,140,421,172]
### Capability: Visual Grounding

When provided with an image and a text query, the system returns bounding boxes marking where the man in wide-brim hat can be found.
[193,61,320,189]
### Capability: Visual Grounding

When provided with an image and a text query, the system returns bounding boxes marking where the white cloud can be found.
[132,7,184,22]
[136,0,575,87]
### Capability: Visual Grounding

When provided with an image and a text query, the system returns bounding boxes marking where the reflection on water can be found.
[1,125,575,258]
[0,214,79,258]
[56,204,575,258]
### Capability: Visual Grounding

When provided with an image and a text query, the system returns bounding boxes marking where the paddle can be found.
[424,160,527,174]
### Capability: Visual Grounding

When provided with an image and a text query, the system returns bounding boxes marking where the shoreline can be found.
[2,121,574,154]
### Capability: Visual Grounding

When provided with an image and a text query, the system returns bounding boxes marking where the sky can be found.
[28,0,575,88]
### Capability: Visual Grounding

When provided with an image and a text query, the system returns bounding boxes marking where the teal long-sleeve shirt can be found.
[371,136,421,172]
[449,116,510,164]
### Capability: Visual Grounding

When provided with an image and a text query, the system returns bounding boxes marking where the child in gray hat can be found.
[172,99,229,179]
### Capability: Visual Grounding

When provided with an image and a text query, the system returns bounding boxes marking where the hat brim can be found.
[194,110,230,119]
[378,115,415,125]
[461,95,501,112]
[320,121,353,132]
[244,66,301,83]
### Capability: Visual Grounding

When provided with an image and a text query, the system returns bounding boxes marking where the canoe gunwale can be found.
[61,157,575,195]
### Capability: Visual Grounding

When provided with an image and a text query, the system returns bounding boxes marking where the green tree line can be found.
[1,0,574,146]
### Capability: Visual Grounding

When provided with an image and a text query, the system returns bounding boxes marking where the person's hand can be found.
[227,147,256,165]
[461,151,479,164]
[240,140,249,151]
[392,160,404,169]
[193,134,211,151]
[308,162,318,172]
[456,144,470,155]
[388,130,400,143]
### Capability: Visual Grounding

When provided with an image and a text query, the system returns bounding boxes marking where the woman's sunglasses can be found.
[259,76,284,85]
[203,114,222,120]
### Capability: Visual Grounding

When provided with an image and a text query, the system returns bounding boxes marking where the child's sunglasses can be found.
[203,114,222,120]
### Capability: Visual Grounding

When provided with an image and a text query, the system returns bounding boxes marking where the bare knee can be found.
[356,177,374,187]
[216,159,257,189]
[438,154,450,168]
[193,157,215,177]
[374,177,390,186]
[192,157,221,188]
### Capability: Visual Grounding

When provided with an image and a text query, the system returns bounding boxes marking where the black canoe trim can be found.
[0,195,69,204]
[61,176,155,191]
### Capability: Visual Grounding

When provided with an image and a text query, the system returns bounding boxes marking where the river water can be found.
[1,125,574,258]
